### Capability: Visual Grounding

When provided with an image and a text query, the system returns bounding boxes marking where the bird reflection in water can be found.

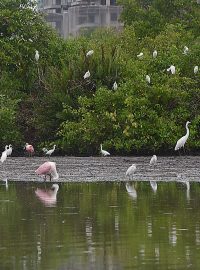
[177,173,190,200]
[35,184,59,206]
[125,182,137,200]
[150,181,157,193]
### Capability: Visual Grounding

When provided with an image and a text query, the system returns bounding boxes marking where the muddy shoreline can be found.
[0,156,200,182]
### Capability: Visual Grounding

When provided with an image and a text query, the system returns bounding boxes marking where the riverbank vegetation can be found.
[0,0,200,155]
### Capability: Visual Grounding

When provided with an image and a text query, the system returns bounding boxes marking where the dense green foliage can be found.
[0,0,200,155]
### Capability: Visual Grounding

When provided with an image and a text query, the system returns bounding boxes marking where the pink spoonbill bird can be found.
[35,184,59,206]
[35,161,59,181]
[24,143,34,156]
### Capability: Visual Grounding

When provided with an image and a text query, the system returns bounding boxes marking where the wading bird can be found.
[113,81,118,90]
[84,70,90,79]
[146,75,151,84]
[25,143,34,156]
[86,50,94,57]
[194,66,199,74]
[175,121,191,152]
[137,52,143,59]
[153,50,157,58]
[150,155,157,167]
[1,146,8,163]
[100,144,110,156]
[35,161,59,181]
[35,50,39,62]
[35,184,59,206]
[6,144,12,156]
[167,65,176,74]
[44,145,56,157]
[125,164,136,180]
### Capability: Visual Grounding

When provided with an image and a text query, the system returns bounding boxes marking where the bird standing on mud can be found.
[25,143,34,157]
[43,145,56,157]
[150,155,157,167]
[100,144,110,156]
[175,121,191,152]
[126,164,136,180]
[35,161,59,181]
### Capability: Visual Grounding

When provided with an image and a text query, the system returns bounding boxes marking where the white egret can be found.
[167,65,176,74]
[126,164,136,180]
[194,66,198,74]
[183,46,189,55]
[175,121,191,151]
[153,50,157,58]
[137,52,144,59]
[150,181,157,192]
[113,81,118,90]
[35,50,39,62]
[86,50,94,57]
[150,155,157,166]
[45,145,56,157]
[1,146,8,163]
[6,144,12,156]
[100,144,110,156]
[84,70,90,79]
[125,182,137,200]
[146,75,151,84]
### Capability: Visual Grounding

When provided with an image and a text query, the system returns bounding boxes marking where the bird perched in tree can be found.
[153,50,157,58]
[84,70,90,79]
[100,144,110,156]
[125,164,136,180]
[175,121,191,152]
[35,50,39,62]
[137,52,144,59]
[112,81,118,90]
[183,46,189,55]
[25,143,34,156]
[194,66,199,74]
[146,75,151,84]
[35,184,59,206]
[150,155,157,167]
[44,145,56,157]
[167,65,176,74]
[35,161,59,181]
[6,144,12,156]
[86,50,94,57]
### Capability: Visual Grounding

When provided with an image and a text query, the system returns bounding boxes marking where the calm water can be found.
[1,180,200,270]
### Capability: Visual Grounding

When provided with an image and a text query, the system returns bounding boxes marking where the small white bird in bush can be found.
[86,50,94,57]
[153,50,157,58]
[84,70,90,79]
[113,81,118,90]
[146,75,151,84]
[167,65,176,74]
[183,46,189,55]
[137,52,143,59]
[35,50,39,62]
[194,65,198,74]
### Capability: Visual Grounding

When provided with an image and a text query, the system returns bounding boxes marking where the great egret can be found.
[183,46,189,55]
[45,145,56,157]
[150,155,157,166]
[194,66,199,74]
[35,184,59,206]
[167,65,176,74]
[126,164,136,180]
[25,143,34,156]
[84,70,90,79]
[153,50,157,58]
[175,121,191,151]
[86,50,94,57]
[100,144,110,156]
[150,181,157,192]
[113,81,118,90]
[146,75,151,84]
[35,161,59,181]
[137,52,143,59]
[6,144,12,156]
[35,50,39,62]
[1,146,8,163]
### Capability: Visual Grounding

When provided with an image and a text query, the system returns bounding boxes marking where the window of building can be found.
[111,12,117,21]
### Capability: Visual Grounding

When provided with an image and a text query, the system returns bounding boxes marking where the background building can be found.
[38,0,123,38]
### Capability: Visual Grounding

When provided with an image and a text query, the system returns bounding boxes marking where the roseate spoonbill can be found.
[175,121,191,151]
[113,81,118,90]
[24,143,34,156]
[126,164,136,180]
[137,52,143,59]
[35,50,39,62]
[35,184,59,206]
[45,145,56,157]
[194,66,198,74]
[35,161,59,181]
[150,181,157,192]
[125,182,137,200]
[183,46,189,55]
[146,75,151,84]
[84,70,90,79]
[1,146,8,163]
[86,50,94,57]
[150,155,157,167]
[6,144,12,156]
[167,65,176,74]
[153,50,157,58]
[100,144,110,156]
